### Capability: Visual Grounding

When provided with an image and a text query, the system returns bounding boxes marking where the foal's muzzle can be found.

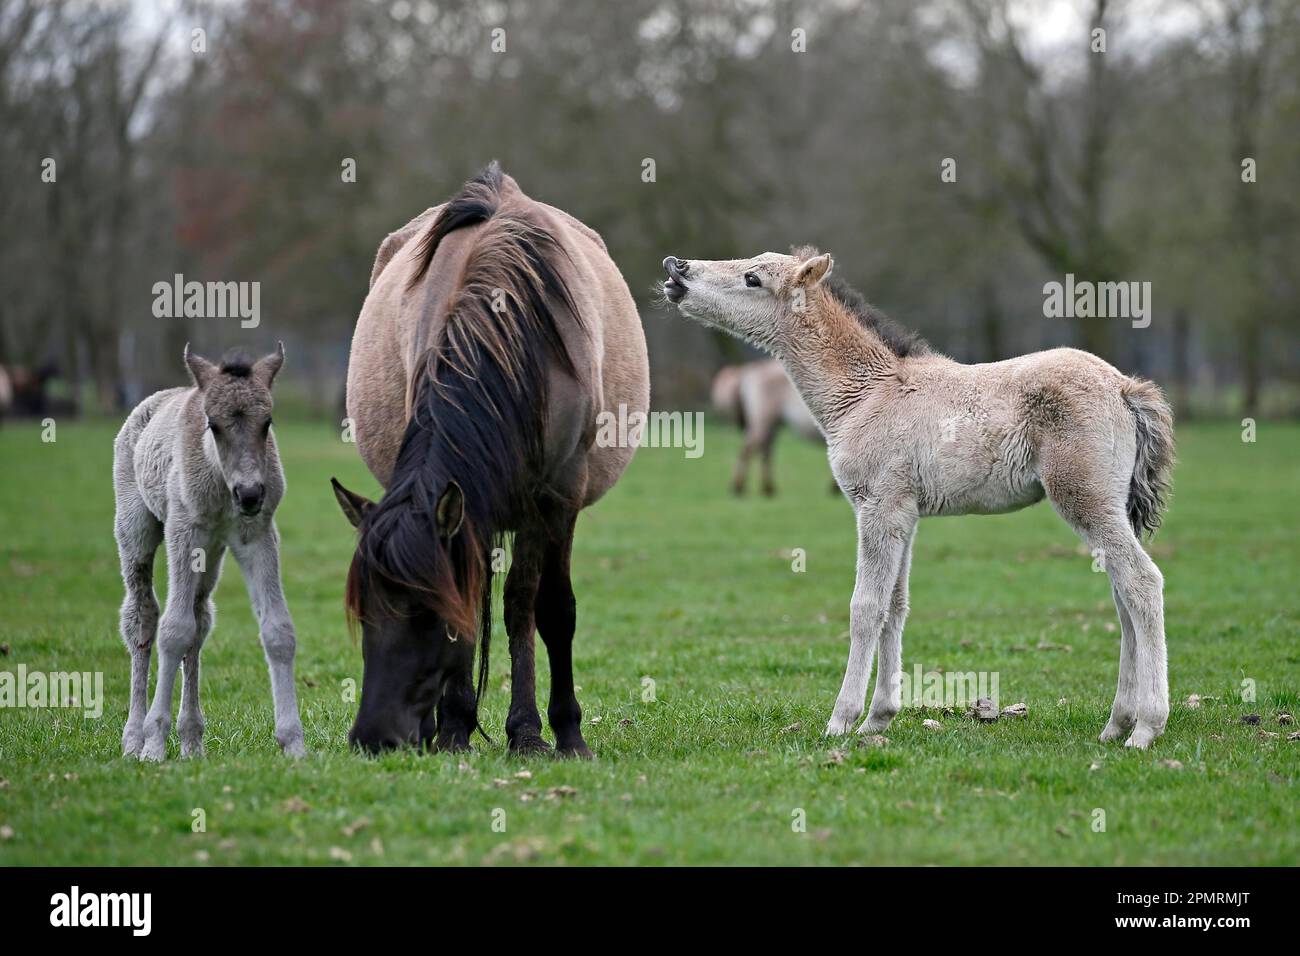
[662,256,689,302]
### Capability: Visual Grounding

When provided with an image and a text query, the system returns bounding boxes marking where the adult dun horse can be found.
[334,163,649,756]
[663,248,1174,749]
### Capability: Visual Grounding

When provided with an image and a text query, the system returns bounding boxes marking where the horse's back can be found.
[348,175,649,505]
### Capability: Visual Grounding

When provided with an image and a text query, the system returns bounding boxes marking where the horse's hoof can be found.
[121,733,144,757]
[824,711,860,736]
[138,739,167,762]
[556,742,594,759]
[508,734,553,755]
[1099,721,1129,743]
[432,735,471,754]
[280,737,307,759]
[1124,724,1160,749]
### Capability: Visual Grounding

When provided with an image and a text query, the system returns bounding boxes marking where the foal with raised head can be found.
[114,344,305,760]
[664,249,1174,748]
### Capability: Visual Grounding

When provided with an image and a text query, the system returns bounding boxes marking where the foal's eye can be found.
[207,420,221,436]
[263,419,272,435]
[744,272,762,288]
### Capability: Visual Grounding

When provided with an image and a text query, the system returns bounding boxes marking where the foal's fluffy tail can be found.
[1121,377,1175,539]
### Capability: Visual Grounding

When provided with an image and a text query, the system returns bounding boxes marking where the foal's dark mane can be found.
[346,162,580,704]
[822,275,929,358]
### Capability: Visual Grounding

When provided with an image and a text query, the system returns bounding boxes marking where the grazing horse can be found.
[712,359,824,495]
[113,344,305,760]
[663,248,1174,749]
[334,163,649,756]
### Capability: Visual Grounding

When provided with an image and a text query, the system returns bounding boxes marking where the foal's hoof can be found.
[1099,720,1130,743]
[121,731,144,758]
[1123,724,1161,750]
[280,738,307,759]
[138,738,167,762]
[508,733,553,756]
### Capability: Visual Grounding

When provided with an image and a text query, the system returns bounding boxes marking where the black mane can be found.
[823,276,929,358]
[218,349,255,377]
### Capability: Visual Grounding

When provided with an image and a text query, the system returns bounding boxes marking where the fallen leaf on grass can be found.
[1185,694,1202,709]
[0,825,14,840]
[823,749,848,766]
[1288,732,1300,742]
[922,719,942,731]
[281,796,310,814]
[1157,759,1184,770]
[1001,702,1028,718]
[1278,712,1294,726]
[857,735,889,748]
[513,770,532,780]
[329,846,352,862]
[1257,731,1279,741]
[1240,714,1261,725]
[969,698,999,722]
[546,786,578,800]
[779,722,802,735]
[492,778,511,788]
[341,817,370,837]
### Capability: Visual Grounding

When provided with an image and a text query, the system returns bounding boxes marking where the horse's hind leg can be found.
[535,511,589,757]
[178,546,224,757]
[503,529,548,753]
[115,501,162,757]
[1042,450,1168,748]
[1099,584,1138,742]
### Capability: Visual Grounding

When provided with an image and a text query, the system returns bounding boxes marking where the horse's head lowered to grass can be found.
[331,472,479,754]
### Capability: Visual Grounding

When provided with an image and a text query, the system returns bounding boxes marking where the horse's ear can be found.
[331,477,374,528]
[435,481,465,539]
[184,343,219,391]
[253,341,285,389]
[794,253,833,287]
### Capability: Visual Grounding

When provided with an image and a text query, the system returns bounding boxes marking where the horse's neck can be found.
[775,297,897,433]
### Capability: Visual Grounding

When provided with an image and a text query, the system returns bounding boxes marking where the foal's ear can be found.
[331,477,374,529]
[435,481,465,539]
[253,341,285,389]
[794,253,833,287]
[184,343,219,390]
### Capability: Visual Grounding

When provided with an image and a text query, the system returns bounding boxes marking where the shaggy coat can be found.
[664,248,1174,749]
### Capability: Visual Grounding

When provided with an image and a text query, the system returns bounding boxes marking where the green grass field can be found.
[0,418,1296,865]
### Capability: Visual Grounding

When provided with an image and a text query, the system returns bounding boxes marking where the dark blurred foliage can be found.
[2,0,1298,416]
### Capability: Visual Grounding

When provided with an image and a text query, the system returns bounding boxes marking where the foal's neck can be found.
[774,290,897,431]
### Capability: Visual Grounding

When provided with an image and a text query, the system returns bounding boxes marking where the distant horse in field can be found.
[712,359,824,495]
[114,344,305,760]
[334,162,649,756]
[663,249,1174,749]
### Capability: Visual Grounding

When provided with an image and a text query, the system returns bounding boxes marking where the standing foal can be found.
[664,249,1174,749]
[114,344,305,760]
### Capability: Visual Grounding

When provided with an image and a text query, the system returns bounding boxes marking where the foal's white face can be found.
[661,250,834,349]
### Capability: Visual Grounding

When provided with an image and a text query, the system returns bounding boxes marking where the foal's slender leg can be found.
[1099,584,1139,742]
[860,527,915,734]
[503,530,548,753]
[140,523,203,761]
[535,511,589,757]
[178,546,224,757]
[827,501,911,735]
[115,502,162,757]
[1090,521,1167,748]
[233,525,306,757]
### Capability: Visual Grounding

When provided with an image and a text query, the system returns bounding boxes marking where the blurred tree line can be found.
[1,0,1297,417]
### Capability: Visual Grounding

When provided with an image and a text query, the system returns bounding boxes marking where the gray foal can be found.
[113,343,305,760]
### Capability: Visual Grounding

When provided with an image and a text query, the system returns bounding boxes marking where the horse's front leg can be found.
[233,524,306,757]
[861,527,915,734]
[140,523,203,761]
[826,502,911,736]
[503,530,548,753]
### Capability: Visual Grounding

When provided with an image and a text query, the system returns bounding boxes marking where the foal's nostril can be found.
[234,483,265,514]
